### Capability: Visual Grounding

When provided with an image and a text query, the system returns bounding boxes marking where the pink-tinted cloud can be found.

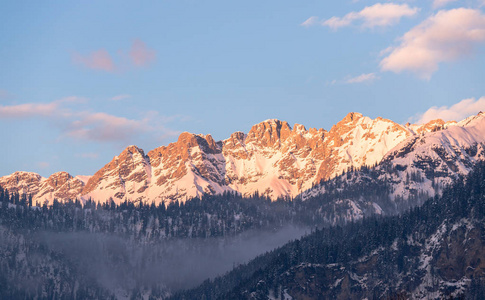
[413,97,485,124]
[72,40,156,72]
[0,96,86,118]
[380,8,485,79]
[0,98,180,144]
[72,49,116,72]
[66,112,147,142]
[301,16,320,27]
[346,73,379,84]
[0,102,61,118]
[320,3,419,30]
[129,39,156,67]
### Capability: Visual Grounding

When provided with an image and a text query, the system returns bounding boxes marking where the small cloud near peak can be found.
[411,97,485,124]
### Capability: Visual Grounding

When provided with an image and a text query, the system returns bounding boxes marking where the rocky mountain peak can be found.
[226,131,245,145]
[174,132,221,154]
[342,112,363,124]
[121,145,146,156]
[45,172,74,188]
[292,123,307,133]
[0,172,42,195]
[413,119,445,134]
[246,119,292,148]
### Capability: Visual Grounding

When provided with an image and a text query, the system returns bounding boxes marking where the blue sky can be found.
[1,0,485,177]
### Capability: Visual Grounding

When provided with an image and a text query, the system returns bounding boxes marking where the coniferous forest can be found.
[172,161,485,299]
[1,161,485,298]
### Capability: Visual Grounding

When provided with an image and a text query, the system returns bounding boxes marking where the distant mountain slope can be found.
[299,112,485,218]
[172,161,485,300]
[2,112,485,205]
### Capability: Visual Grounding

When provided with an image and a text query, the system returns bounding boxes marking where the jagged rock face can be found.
[0,171,84,205]
[315,113,413,182]
[0,172,43,195]
[36,172,84,203]
[82,145,151,201]
[2,112,485,204]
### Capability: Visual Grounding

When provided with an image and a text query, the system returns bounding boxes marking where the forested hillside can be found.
[1,160,484,299]
[173,161,485,299]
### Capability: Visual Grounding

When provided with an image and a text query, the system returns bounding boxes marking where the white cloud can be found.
[301,16,320,27]
[413,97,485,124]
[321,3,419,30]
[110,94,131,101]
[380,8,485,79]
[0,98,181,143]
[433,0,458,9]
[346,73,379,83]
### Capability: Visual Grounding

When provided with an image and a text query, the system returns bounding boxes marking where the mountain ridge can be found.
[2,112,484,206]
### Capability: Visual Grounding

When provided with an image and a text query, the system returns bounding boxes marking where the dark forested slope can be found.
[173,161,485,300]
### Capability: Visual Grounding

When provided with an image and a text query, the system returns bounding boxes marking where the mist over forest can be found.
[6,223,309,296]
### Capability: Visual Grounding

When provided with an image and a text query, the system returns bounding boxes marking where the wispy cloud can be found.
[309,3,419,30]
[432,0,458,9]
[129,39,156,67]
[0,97,180,144]
[301,16,320,27]
[37,162,50,169]
[346,73,379,84]
[72,39,156,73]
[328,73,379,85]
[380,8,485,79]
[412,97,485,124]
[110,94,131,101]
[65,112,149,142]
[72,49,116,72]
[0,96,85,118]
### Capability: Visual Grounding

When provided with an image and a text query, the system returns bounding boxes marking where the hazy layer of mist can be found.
[35,225,309,295]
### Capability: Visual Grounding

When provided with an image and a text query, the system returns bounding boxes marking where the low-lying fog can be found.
[36,225,309,296]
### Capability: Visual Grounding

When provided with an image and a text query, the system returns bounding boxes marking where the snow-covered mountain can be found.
[299,112,485,220]
[2,112,485,205]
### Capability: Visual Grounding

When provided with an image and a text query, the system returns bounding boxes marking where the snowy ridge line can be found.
[1,112,485,206]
